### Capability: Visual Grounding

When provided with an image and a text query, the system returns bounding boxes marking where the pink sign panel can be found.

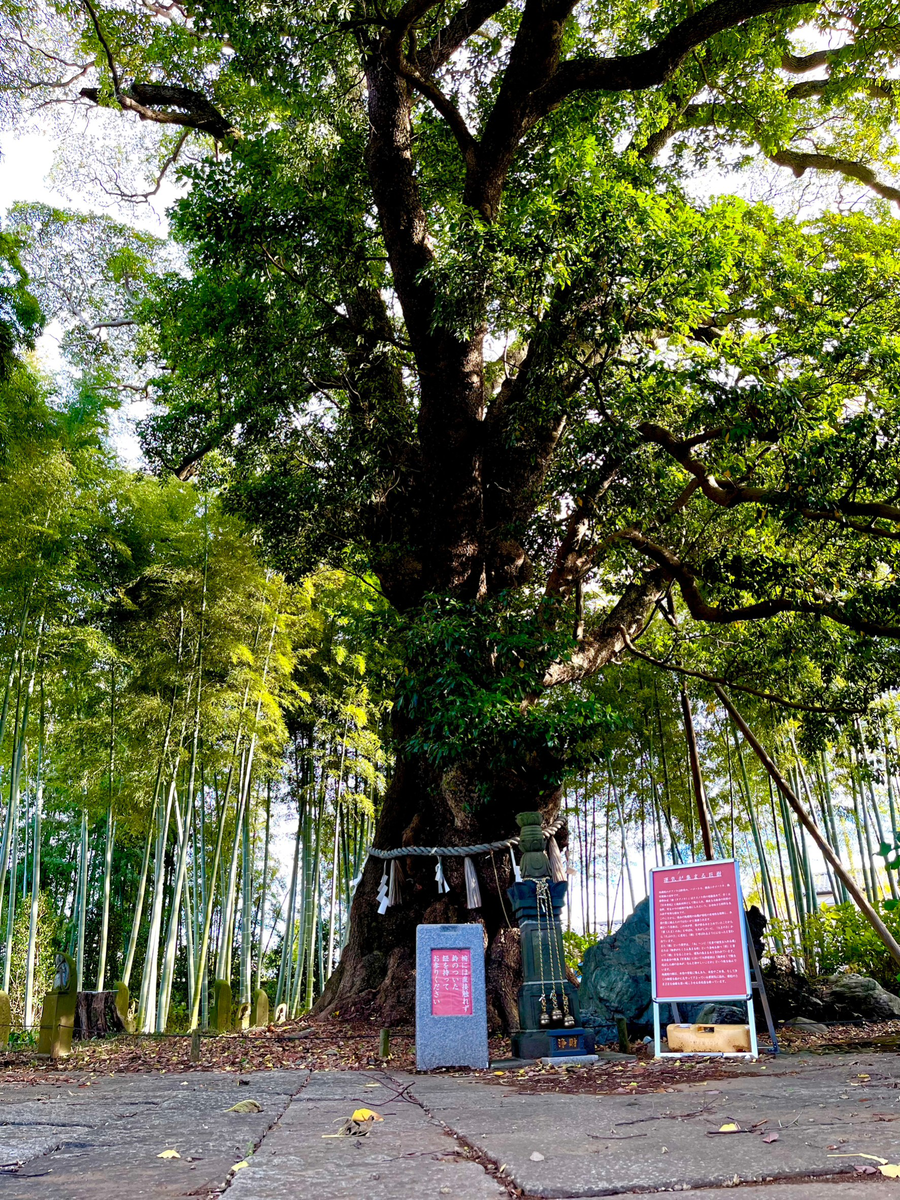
[431,948,473,1016]
[651,861,749,1001]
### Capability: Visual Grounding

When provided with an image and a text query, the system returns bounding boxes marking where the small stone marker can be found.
[37,952,77,1058]
[415,924,488,1071]
[238,1001,251,1030]
[251,987,269,1027]
[114,981,135,1033]
[211,979,232,1033]
[0,991,10,1048]
[273,1002,287,1024]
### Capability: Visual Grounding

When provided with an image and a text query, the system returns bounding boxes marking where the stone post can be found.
[37,952,77,1058]
[210,979,232,1032]
[0,992,10,1048]
[251,987,269,1027]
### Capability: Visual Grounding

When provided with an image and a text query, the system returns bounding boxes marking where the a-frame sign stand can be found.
[744,911,779,1054]
[649,859,779,1059]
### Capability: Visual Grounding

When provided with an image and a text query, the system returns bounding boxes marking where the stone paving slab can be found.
[0,1069,307,1200]
[614,1188,890,1199]
[224,1070,507,1200]
[402,1053,900,1197]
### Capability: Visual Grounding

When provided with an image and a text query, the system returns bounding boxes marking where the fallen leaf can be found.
[351,1108,383,1122]
[881,1165,900,1178]
[855,1165,878,1175]
[157,1149,181,1160]
[232,1161,249,1173]
[762,1132,779,1144]
[530,1152,545,1161]
[227,1100,262,1113]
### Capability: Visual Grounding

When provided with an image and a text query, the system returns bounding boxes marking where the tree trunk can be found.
[314,729,559,1029]
[74,990,129,1039]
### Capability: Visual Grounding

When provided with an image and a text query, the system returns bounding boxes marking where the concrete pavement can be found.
[1,1053,899,1197]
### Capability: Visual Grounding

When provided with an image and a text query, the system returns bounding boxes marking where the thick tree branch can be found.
[638,421,900,526]
[781,48,840,73]
[415,0,511,74]
[542,571,667,686]
[532,0,810,111]
[769,148,900,205]
[619,527,900,638]
[544,465,620,604]
[80,81,236,139]
[467,0,810,218]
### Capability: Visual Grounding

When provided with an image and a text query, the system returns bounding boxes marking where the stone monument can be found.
[37,951,77,1058]
[415,923,489,1070]
[509,813,595,1060]
[0,991,10,1048]
[251,987,269,1027]
[115,981,136,1033]
[210,978,232,1033]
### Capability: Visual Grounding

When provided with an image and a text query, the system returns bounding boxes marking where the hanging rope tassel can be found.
[509,844,522,883]
[387,859,401,907]
[434,856,450,894]
[547,835,567,883]
[376,867,390,915]
[463,856,482,908]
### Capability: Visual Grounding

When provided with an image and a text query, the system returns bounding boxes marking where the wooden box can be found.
[666,1022,751,1054]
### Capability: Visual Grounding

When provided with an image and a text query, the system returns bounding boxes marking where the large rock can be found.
[578,898,654,1040]
[695,1002,748,1025]
[824,972,900,1020]
[578,899,771,1038]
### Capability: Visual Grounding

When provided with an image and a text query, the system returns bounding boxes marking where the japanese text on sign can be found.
[651,860,749,1001]
[431,948,473,1017]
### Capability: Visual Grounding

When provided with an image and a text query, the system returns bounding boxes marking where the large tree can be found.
[5,0,900,1022]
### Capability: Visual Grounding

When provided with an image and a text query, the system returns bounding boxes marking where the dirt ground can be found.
[2,1016,899,1095]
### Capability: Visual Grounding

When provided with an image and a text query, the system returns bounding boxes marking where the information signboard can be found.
[649,859,756,1059]
[431,948,473,1016]
[651,860,750,1001]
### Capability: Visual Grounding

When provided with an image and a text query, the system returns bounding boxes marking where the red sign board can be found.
[431,948,473,1016]
[650,860,750,1001]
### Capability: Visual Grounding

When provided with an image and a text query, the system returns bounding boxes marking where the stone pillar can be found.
[0,992,10,1048]
[251,988,269,1027]
[115,981,135,1033]
[37,952,77,1058]
[210,979,232,1033]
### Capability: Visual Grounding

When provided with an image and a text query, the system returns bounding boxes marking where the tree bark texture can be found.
[74,990,130,1039]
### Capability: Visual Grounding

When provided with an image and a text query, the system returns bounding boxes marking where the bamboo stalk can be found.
[24,685,44,1028]
[715,685,900,970]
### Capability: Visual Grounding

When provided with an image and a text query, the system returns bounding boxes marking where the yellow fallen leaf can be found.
[227,1099,262,1113]
[351,1108,383,1122]
[157,1149,181,1160]
[232,1161,249,1172]
[719,1123,740,1133]
[882,1165,900,1178]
